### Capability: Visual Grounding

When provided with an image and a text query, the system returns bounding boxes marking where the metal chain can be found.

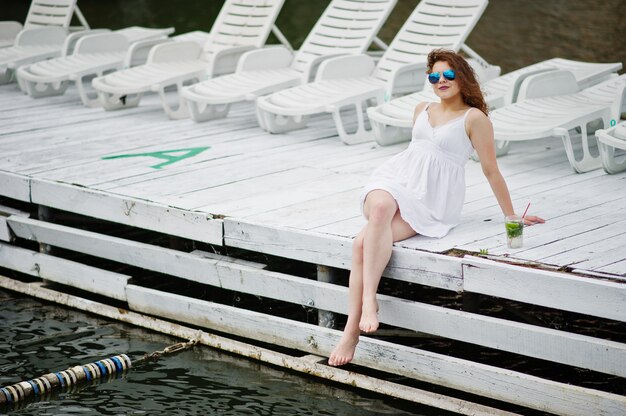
[134,337,199,365]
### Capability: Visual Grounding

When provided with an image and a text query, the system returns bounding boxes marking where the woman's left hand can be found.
[523,215,545,226]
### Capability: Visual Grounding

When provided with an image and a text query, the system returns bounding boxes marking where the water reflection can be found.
[0,290,432,415]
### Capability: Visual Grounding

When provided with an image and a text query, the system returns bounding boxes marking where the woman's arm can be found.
[467,110,544,225]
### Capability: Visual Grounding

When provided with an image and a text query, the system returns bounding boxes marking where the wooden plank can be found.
[540,231,626,266]
[310,214,364,236]
[595,260,626,276]
[464,175,622,239]
[463,147,601,205]
[99,135,356,203]
[0,207,29,242]
[13,120,261,181]
[7,216,228,282]
[0,171,31,202]
[26,119,282,184]
[189,249,267,269]
[126,285,626,416]
[516,219,626,265]
[482,198,626,256]
[199,173,363,218]
[375,291,626,377]
[247,188,361,230]
[224,219,463,291]
[166,166,335,211]
[29,179,223,245]
[416,173,626,256]
[463,256,626,322]
[0,242,130,301]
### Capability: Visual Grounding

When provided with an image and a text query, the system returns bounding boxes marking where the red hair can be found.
[427,48,488,115]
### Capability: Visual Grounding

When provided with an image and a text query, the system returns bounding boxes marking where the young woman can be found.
[328,48,544,367]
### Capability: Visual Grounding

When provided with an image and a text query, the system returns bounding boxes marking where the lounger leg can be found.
[331,97,380,145]
[495,140,511,156]
[156,79,202,120]
[187,99,232,123]
[599,142,626,174]
[16,73,28,93]
[74,67,121,108]
[97,90,142,111]
[555,126,602,173]
[372,121,411,146]
[22,79,69,98]
[75,74,104,108]
[256,106,307,133]
[0,68,15,85]
[18,62,69,96]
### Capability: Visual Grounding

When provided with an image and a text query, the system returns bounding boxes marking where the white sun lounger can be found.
[255,0,489,145]
[0,0,88,48]
[367,58,623,146]
[0,26,81,84]
[181,0,398,123]
[16,26,175,106]
[596,121,626,174]
[491,71,626,173]
[91,0,286,119]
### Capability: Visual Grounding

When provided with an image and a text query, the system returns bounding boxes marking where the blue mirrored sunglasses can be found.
[428,69,456,84]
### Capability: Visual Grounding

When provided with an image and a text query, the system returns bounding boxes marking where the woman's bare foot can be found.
[328,332,360,366]
[359,299,379,333]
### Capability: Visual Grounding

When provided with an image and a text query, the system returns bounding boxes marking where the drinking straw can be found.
[521,203,531,219]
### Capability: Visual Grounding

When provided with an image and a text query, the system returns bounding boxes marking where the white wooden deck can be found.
[1,83,624,278]
[1,83,626,414]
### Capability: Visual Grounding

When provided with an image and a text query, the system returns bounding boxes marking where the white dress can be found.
[360,104,475,238]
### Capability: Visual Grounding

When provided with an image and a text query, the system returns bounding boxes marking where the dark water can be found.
[0,289,433,415]
[4,0,625,74]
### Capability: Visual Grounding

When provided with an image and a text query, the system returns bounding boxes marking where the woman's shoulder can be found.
[412,102,430,124]
[414,101,430,114]
[465,107,491,127]
[465,107,493,139]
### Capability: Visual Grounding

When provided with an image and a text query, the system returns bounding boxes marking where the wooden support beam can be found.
[317,265,337,329]
[224,219,463,291]
[29,179,223,245]
[0,206,29,242]
[125,285,626,416]
[463,256,626,322]
[0,243,130,301]
[0,171,30,202]
[6,217,626,377]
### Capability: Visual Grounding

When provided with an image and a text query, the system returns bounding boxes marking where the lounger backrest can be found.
[580,73,626,111]
[290,0,397,74]
[203,0,285,56]
[487,59,623,106]
[372,0,488,84]
[23,0,77,29]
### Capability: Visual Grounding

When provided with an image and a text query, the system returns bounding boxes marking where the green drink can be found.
[504,215,524,249]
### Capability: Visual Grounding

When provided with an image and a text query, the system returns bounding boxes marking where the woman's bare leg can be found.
[360,191,416,333]
[328,190,416,366]
[328,229,365,367]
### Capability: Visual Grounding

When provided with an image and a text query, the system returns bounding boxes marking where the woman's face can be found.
[430,60,461,100]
